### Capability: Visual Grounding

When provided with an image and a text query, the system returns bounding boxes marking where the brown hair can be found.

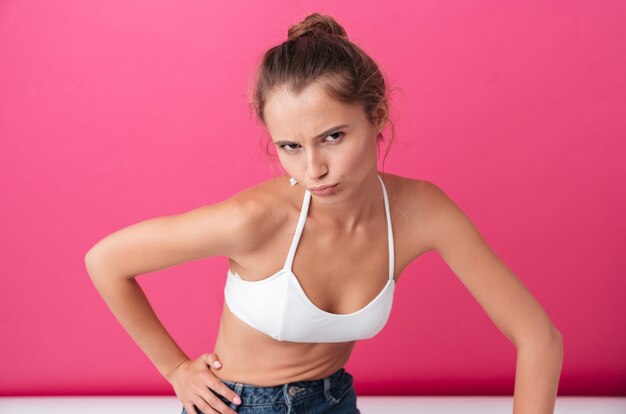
[251,13,395,168]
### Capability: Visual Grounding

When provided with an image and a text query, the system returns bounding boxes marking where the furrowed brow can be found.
[274,124,349,146]
[314,124,349,139]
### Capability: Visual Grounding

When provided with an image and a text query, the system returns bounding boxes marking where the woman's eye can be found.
[324,131,344,142]
[280,143,300,152]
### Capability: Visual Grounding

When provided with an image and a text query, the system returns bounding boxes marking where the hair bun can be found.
[287,13,348,41]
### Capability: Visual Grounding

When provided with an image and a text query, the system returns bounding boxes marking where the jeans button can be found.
[288,386,297,396]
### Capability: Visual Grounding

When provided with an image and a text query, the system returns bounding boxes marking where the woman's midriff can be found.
[210,302,356,387]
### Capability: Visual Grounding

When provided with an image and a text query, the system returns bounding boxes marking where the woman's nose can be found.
[306,150,328,180]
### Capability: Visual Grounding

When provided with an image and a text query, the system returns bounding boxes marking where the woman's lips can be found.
[308,183,338,196]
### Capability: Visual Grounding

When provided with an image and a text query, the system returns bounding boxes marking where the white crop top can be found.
[223,175,396,343]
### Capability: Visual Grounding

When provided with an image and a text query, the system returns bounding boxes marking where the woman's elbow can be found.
[515,322,562,349]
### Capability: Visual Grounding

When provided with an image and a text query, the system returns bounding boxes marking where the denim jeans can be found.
[180,367,360,413]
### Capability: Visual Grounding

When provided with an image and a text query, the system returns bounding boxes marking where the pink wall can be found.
[1,0,625,396]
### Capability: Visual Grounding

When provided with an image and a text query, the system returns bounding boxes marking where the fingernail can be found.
[214,361,222,368]
[234,396,241,405]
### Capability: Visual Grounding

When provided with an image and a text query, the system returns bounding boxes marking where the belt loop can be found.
[230,383,244,410]
[323,376,333,402]
[283,383,290,403]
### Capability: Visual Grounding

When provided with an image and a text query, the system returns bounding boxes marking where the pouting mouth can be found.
[308,183,337,191]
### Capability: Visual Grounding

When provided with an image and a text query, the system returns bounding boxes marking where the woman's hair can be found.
[251,13,395,167]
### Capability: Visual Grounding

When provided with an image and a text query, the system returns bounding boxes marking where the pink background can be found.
[1,0,625,397]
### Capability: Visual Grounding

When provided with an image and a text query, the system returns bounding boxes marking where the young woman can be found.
[85,13,563,414]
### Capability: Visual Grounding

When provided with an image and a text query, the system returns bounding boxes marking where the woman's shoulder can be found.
[381,172,457,236]
[213,175,304,251]
[380,172,444,210]
[383,172,473,253]
[225,175,302,219]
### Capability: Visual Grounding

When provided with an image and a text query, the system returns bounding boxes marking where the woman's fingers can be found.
[175,352,240,413]
[194,392,235,414]
[199,374,240,412]
[201,352,223,369]
[183,402,199,414]
[200,354,241,407]
[213,382,241,408]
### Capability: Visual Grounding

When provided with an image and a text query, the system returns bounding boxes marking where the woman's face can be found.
[263,81,385,202]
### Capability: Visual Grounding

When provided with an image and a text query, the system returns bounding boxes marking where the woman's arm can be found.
[84,192,271,381]
[83,263,189,380]
[418,181,563,413]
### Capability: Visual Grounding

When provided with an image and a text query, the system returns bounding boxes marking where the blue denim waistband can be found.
[218,367,349,406]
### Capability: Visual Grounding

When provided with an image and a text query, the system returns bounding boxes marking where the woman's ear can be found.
[373,100,389,133]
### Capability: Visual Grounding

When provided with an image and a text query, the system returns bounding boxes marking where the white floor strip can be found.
[0,396,624,413]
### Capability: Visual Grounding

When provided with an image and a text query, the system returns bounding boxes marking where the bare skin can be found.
[85,80,562,413]
[210,174,429,386]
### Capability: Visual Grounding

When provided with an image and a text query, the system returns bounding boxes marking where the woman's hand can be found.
[168,353,241,414]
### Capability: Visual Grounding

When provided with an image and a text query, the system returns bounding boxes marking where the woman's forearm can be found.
[513,332,563,413]
[86,261,190,381]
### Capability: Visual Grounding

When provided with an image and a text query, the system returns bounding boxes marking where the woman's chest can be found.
[231,224,393,315]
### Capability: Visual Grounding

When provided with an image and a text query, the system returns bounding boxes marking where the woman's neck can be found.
[307,171,383,233]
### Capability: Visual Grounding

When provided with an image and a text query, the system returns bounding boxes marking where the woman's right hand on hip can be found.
[168,353,241,414]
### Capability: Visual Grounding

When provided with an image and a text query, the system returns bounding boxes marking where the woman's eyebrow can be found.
[274,124,349,146]
[314,124,349,139]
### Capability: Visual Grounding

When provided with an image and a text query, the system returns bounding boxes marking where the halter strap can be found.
[378,175,395,281]
[284,175,395,281]
[284,188,311,270]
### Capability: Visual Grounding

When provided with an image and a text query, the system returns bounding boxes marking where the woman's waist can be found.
[212,310,355,386]
[209,358,348,388]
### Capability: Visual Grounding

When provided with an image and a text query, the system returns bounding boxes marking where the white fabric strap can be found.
[377,175,395,281]
[284,189,312,270]
[284,175,394,280]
